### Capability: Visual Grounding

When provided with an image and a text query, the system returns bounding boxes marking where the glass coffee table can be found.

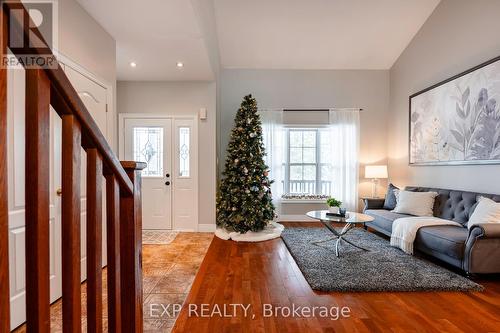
[306,210,375,257]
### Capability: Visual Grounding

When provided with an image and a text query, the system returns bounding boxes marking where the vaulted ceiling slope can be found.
[215,0,440,70]
[76,0,440,80]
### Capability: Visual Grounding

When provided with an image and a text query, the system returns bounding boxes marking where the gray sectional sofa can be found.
[363,186,500,274]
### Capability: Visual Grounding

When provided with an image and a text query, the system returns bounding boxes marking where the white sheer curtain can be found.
[327,109,360,211]
[259,109,285,215]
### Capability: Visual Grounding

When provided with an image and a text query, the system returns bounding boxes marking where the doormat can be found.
[142,230,179,245]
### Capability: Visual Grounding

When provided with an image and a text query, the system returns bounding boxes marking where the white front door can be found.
[124,118,173,230]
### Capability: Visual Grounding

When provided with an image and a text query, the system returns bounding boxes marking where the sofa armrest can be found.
[362,198,385,211]
[464,223,500,274]
[469,223,500,238]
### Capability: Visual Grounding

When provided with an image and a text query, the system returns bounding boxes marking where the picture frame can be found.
[409,55,500,165]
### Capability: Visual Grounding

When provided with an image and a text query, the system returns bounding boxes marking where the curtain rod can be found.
[282,108,364,112]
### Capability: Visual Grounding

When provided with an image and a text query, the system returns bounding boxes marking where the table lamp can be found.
[365,165,388,198]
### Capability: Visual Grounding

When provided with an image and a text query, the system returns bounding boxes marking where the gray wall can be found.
[117,81,217,227]
[388,0,500,194]
[220,69,390,214]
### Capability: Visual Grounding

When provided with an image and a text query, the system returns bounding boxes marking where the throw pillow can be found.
[383,183,399,210]
[468,196,500,229]
[392,190,438,217]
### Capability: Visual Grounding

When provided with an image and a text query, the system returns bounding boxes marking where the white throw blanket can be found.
[391,217,461,254]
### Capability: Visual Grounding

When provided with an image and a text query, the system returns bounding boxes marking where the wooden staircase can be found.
[0,1,144,332]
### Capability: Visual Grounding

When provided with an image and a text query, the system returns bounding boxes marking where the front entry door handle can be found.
[165,181,170,186]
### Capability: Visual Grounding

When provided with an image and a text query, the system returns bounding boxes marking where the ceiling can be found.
[77,0,440,80]
[215,0,440,70]
[76,0,215,81]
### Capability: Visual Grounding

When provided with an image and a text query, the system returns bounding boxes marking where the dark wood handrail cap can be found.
[120,161,147,171]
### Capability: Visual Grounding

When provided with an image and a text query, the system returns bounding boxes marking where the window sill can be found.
[280,199,326,204]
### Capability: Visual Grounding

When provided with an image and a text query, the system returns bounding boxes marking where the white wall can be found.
[58,0,117,149]
[220,69,390,214]
[117,81,217,228]
[388,0,500,194]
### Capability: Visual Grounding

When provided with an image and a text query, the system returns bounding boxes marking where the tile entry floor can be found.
[13,232,214,333]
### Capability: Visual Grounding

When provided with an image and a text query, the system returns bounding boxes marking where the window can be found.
[284,128,332,195]
[179,127,190,177]
[133,127,164,177]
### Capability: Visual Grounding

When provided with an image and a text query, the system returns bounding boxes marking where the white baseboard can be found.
[277,215,316,222]
[198,224,216,232]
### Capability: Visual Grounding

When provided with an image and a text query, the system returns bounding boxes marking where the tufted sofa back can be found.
[405,186,500,227]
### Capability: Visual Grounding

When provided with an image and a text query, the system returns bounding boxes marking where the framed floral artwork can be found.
[409,56,500,165]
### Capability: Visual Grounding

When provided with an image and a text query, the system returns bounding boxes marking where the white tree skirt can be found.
[215,222,285,242]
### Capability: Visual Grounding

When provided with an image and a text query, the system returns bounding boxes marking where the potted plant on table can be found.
[326,197,342,214]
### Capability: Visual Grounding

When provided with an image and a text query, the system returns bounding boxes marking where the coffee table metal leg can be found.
[312,236,339,245]
[340,236,370,252]
[313,221,370,256]
[335,238,341,257]
[340,223,352,235]
[312,220,341,246]
[317,222,370,256]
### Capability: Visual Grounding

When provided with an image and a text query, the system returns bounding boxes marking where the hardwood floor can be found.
[173,223,500,333]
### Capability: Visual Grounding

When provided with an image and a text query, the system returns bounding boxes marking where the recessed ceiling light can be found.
[130,62,137,68]
[176,62,184,68]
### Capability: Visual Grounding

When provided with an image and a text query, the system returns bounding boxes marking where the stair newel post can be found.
[119,161,146,333]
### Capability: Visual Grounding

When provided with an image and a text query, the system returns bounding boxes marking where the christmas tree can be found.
[216,94,275,233]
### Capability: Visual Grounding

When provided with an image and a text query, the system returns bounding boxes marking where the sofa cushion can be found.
[392,190,438,216]
[468,196,500,229]
[383,183,399,210]
[364,209,412,233]
[415,226,468,260]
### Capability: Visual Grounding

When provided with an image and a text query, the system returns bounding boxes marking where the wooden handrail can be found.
[3,0,133,195]
[0,1,146,332]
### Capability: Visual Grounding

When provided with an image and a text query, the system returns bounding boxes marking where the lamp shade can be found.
[365,165,388,179]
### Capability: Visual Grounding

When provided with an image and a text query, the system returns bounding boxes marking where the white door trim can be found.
[118,113,199,231]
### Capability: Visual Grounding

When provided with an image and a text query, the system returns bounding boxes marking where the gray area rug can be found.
[281,227,483,292]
